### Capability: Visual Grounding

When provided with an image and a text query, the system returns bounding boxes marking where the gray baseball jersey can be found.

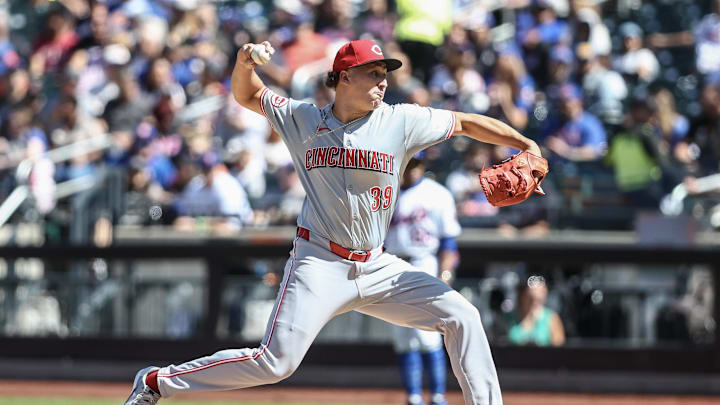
[259,87,456,250]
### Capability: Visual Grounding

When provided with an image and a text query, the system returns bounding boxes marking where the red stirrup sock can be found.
[146,370,160,395]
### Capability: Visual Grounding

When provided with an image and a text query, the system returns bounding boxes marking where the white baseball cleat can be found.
[123,366,161,405]
[430,393,448,405]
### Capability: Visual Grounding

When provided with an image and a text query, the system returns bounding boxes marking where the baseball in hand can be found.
[250,45,271,65]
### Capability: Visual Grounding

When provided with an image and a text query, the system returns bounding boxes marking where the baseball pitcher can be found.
[125,39,546,405]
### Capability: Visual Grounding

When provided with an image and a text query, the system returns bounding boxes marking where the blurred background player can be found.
[384,154,461,405]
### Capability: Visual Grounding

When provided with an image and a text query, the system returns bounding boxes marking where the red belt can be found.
[297,227,372,262]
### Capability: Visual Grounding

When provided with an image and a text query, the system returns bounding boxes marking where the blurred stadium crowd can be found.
[0,0,717,347]
[1,0,720,240]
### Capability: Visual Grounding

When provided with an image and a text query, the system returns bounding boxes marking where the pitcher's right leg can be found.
[355,260,502,405]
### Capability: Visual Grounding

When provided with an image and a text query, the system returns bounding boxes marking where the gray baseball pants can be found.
[156,231,502,405]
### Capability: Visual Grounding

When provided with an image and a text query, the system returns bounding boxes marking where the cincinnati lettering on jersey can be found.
[305,147,394,174]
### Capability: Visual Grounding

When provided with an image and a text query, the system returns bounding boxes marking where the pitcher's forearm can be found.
[231,43,272,115]
[231,57,264,107]
[455,112,540,155]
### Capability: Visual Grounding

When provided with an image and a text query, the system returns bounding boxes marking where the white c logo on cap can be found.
[371,45,383,56]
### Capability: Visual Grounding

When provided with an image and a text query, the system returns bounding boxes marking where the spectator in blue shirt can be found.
[544,44,575,111]
[516,0,570,81]
[0,12,21,76]
[517,0,570,48]
[541,83,607,164]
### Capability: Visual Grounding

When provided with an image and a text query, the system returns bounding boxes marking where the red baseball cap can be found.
[332,40,402,73]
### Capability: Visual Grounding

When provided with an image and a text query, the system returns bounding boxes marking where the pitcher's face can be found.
[343,62,388,110]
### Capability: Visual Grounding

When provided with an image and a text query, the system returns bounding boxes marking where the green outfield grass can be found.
[0,397,379,405]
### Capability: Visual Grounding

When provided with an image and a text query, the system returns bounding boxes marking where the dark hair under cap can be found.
[325,71,340,88]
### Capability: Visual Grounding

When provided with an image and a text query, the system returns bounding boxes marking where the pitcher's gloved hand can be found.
[478,150,548,207]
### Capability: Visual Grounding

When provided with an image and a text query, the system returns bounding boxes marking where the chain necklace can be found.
[303,104,370,144]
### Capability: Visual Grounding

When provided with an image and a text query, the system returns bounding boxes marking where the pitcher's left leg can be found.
[356,268,502,405]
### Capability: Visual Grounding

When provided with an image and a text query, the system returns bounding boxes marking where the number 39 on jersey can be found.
[369,186,393,211]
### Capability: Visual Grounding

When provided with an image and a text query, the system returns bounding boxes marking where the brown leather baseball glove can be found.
[478,151,549,207]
